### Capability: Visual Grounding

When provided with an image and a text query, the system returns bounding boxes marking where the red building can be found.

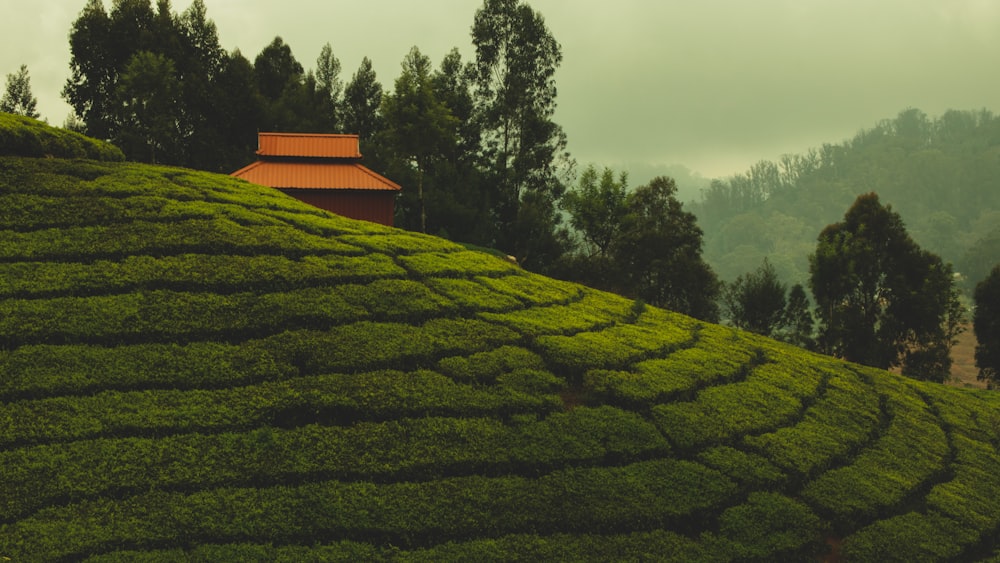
[232,132,401,226]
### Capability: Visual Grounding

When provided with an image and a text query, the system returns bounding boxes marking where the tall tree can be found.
[471,0,571,265]
[382,47,458,233]
[780,283,815,350]
[562,165,628,259]
[315,42,343,129]
[0,64,39,118]
[721,258,787,337]
[63,0,114,138]
[253,36,303,102]
[973,265,1000,387]
[342,57,383,144]
[614,176,720,322]
[809,192,963,381]
[114,51,182,163]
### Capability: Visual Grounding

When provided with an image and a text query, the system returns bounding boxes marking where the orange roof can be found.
[257,132,362,158]
[231,160,401,191]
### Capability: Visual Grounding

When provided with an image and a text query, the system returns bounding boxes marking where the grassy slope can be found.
[2,119,1000,561]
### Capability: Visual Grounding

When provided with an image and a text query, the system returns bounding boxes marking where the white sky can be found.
[2,0,999,181]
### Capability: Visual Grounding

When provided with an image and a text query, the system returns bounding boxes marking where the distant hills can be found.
[3,115,1000,561]
[692,108,1000,289]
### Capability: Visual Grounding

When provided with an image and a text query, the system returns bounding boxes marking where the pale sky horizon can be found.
[2,0,999,188]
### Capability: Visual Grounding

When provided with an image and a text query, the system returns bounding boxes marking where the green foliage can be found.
[720,257,786,336]
[696,108,1000,287]
[0,114,123,160]
[800,375,951,529]
[717,492,825,560]
[472,0,570,267]
[1,64,39,118]
[614,176,720,321]
[4,117,1000,560]
[974,264,1000,385]
[810,192,964,380]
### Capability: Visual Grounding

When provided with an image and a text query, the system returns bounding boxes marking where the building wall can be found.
[279,189,396,226]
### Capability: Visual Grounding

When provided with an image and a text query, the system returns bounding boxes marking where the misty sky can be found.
[2,0,999,185]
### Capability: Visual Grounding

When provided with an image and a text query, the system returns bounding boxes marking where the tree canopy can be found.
[1,64,39,118]
[809,192,963,381]
[974,264,1000,387]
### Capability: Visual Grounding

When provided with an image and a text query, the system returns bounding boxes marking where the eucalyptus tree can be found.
[343,57,383,145]
[471,0,571,268]
[809,193,963,381]
[382,47,458,233]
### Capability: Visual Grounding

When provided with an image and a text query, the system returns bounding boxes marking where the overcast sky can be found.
[2,0,999,185]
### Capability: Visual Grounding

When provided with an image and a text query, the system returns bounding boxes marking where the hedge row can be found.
[0,319,520,401]
[537,320,696,377]
[436,345,548,384]
[398,250,520,278]
[82,530,724,562]
[0,217,363,262]
[425,277,525,312]
[841,510,977,562]
[742,369,882,479]
[653,380,805,451]
[0,459,738,560]
[0,253,408,299]
[474,273,582,306]
[0,114,123,160]
[339,232,465,255]
[1,407,669,522]
[651,355,828,452]
[800,377,950,529]
[585,339,756,407]
[480,301,615,338]
[337,279,458,322]
[696,445,786,489]
[0,287,375,347]
[0,368,565,449]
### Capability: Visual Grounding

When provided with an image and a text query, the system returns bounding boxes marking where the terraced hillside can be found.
[3,116,1000,561]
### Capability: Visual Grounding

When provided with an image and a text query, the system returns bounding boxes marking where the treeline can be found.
[691,108,1000,288]
[61,0,571,271]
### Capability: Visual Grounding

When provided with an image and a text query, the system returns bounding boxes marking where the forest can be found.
[692,107,1000,292]
[5,0,1000,385]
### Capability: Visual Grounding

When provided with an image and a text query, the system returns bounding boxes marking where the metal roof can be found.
[256,132,362,158]
[231,160,401,191]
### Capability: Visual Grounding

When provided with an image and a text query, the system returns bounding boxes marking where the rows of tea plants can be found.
[3,126,1000,561]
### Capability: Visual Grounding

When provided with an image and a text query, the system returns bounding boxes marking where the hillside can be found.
[693,108,1000,288]
[3,117,1000,561]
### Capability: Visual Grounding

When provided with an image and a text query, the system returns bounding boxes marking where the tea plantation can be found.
[3,115,1000,561]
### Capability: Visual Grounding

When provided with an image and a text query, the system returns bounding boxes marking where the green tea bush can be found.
[1,459,737,560]
[479,301,614,337]
[475,273,582,306]
[587,343,755,407]
[696,446,785,488]
[0,218,363,262]
[425,277,524,312]
[398,250,519,278]
[800,380,950,529]
[340,232,464,255]
[0,340,294,401]
[0,408,669,522]
[436,346,548,384]
[716,492,825,560]
[0,113,124,160]
[841,511,974,562]
[338,279,457,321]
[653,379,804,450]
[743,370,881,478]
